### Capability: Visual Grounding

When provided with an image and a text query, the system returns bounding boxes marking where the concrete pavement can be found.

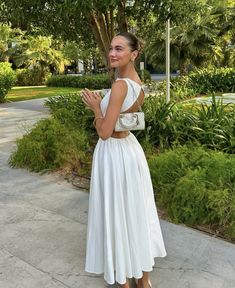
[0,98,235,288]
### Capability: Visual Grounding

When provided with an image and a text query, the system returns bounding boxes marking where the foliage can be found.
[9,117,92,176]
[46,74,111,89]
[137,69,151,81]
[148,67,235,102]
[171,67,235,98]
[137,96,175,148]
[45,93,95,136]
[16,67,51,86]
[188,67,235,94]
[149,145,235,240]
[141,0,235,72]
[0,23,24,62]
[185,97,235,153]
[13,35,68,74]
[0,62,16,102]
[139,94,235,153]
[0,0,129,67]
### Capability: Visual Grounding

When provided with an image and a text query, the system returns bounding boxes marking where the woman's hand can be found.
[81,88,102,112]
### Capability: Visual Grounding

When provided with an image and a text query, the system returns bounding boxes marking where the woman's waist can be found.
[110,131,130,139]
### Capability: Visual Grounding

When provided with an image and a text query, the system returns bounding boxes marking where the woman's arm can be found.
[82,80,128,140]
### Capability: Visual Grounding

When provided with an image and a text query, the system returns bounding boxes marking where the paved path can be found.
[0,99,235,288]
[195,93,235,104]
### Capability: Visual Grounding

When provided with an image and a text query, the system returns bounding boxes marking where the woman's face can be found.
[109,36,136,68]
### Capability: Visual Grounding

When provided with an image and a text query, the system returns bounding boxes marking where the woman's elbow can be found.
[97,127,113,140]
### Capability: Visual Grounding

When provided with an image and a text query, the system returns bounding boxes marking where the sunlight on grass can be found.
[6,86,81,102]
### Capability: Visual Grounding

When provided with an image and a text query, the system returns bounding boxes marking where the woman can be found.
[82,32,167,288]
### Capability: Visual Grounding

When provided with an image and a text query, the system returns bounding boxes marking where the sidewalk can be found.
[0,99,235,288]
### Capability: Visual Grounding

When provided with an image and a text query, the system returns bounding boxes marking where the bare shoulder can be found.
[111,79,128,94]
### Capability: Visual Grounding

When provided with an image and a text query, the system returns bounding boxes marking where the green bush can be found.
[0,62,16,102]
[150,67,235,102]
[137,96,175,149]
[46,74,111,89]
[170,76,197,100]
[139,95,235,153]
[149,145,235,240]
[138,69,151,82]
[169,67,235,100]
[9,117,92,175]
[16,67,51,86]
[189,67,235,94]
[10,93,97,175]
[45,93,97,141]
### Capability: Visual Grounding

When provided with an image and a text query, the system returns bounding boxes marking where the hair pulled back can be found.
[116,31,141,53]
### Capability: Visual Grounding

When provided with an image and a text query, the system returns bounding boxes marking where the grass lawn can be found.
[6,86,81,102]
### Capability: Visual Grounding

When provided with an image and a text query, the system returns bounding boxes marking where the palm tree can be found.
[145,11,219,74]
[0,24,22,62]
[143,0,234,74]
[14,35,69,76]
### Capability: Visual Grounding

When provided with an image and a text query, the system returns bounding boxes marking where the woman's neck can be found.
[117,64,137,79]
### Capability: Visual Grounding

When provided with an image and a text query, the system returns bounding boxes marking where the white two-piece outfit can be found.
[85,78,167,285]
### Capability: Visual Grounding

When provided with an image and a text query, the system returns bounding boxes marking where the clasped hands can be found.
[81,88,101,112]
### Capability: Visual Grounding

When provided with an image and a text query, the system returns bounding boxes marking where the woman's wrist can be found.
[93,108,103,118]
[93,116,104,126]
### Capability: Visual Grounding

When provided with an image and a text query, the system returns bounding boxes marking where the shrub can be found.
[137,95,175,149]
[138,69,151,81]
[0,62,16,102]
[170,76,197,100]
[170,67,235,100]
[9,117,92,175]
[150,67,235,102]
[139,95,235,153]
[10,93,97,175]
[149,145,235,240]
[16,67,51,86]
[174,96,235,153]
[46,74,111,89]
[45,93,96,140]
[189,67,235,94]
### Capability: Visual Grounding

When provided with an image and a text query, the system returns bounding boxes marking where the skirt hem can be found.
[85,253,167,285]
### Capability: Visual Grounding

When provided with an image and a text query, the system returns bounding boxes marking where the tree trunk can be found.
[86,9,118,81]
[87,11,110,67]
[117,0,128,32]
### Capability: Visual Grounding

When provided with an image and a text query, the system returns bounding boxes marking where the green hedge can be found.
[0,62,16,103]
[169,67,235,100]
[147,67,235,102]
[16,67,51,86]
[149,145,235,240]
[9,93,96,175]
[46,74,111,89]
[9,117,92,175]
[188,67,235,94]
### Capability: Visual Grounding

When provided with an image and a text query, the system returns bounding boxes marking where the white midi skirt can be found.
[85,133,166,285]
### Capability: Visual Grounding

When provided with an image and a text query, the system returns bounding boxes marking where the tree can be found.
[13,35,69,74]
[139,0,235,73]
[0,0,133,68]
[2,0,233,73]
[0,23,23,62]
[62,41,102,74]
[0,0,177,68]
[144,11,219,74]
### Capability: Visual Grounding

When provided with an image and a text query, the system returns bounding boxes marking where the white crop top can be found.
[100,78,143,115]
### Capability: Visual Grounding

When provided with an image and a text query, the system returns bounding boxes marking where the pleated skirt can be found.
[85,133,166,285]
